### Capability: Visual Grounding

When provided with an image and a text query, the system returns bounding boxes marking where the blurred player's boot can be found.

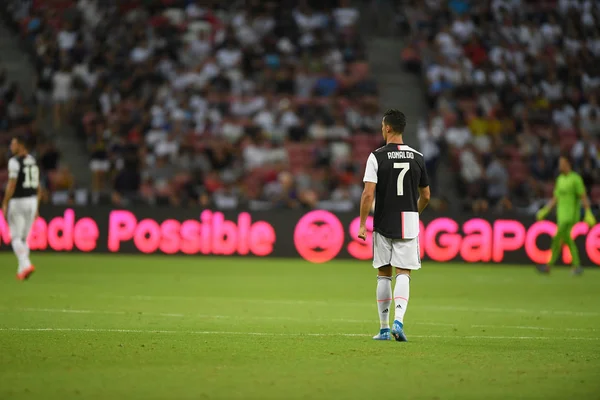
[391,320,408,342]
[571,266,583,276]
[536,265,550,274]
[372,328,391,340]
[17,265,35,281]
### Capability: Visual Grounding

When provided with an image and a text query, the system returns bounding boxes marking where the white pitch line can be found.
[95,294,600,317]
[418,305,600,317]
[0,327,598,341]
[5,308,598,332]
[12,307,430,326]
[471,324,596,332]
[19,308,185,318]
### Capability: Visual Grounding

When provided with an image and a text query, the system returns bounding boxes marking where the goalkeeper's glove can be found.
[584,209,597,228]
[536,206,551,221]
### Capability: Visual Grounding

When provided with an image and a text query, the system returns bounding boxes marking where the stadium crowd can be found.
[0,60,64,205]
[3,0,387,211]
[403,0,600,213]
[4,0,600,214]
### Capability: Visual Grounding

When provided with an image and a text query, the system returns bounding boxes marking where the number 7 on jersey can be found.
[394,162,410,196]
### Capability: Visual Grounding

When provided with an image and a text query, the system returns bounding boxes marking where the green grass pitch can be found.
[0,253,599,400]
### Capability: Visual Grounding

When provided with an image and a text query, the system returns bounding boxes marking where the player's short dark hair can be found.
[13,135,31,150]
[382,109,406,134]
[559,153,572,166]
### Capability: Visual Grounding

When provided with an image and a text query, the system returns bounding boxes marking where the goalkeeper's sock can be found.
[548,235,562,267]
[394,274,410,324]
[565,237,581,267]
[376,276,392,330]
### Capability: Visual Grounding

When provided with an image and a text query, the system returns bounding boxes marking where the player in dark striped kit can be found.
[358,109,430,341]
[2,136,41,280]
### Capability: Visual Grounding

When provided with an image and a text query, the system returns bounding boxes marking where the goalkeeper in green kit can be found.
[536,155,597,275]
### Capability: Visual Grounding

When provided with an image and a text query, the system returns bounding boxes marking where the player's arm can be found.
[2,159,19,215]
[577,176,596,227]
[537,177,557,221]
[536,196,556,221]
[418,186,430,214]
[580,192,591,211]
[2,178,16,214]
[358,153,377,241]
[359,182,376,240]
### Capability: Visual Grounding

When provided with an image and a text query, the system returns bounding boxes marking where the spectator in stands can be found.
[39,140,60,172]
[417,113,443,193]
[50,164,76,205]
[571,131,598,167]
[89,122,110,194]
[446,114,472,150]
[485,153,510,211]
[112,154,141,206]
[3,0,385,209]
[402,0,600,209]
[52,63,73,130]
[459,144,486,213]
[581,108,600,139]
[35,54,55,124]
[263,171,299,209]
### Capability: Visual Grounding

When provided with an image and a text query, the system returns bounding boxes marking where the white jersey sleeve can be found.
[363,153,378,183]
[8,158,20,179]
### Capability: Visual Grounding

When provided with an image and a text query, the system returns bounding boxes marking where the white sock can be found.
[376,276,392,329]
[23,241,31,270]
[12,239,31,272]
[394,274,410,324]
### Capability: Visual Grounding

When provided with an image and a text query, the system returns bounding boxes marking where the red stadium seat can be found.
[559,136,577,152]
[508,163,528,183]
[504,146,521,160]
[558,128,577,138]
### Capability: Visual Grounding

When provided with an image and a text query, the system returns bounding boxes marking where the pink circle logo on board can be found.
[294,210,344,263]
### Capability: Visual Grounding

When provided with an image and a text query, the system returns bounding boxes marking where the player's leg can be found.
[19,198,37,276]
[538,224,568,273]
[391,268,411,342]
[372,232,393,340]
[549,224,569,266]
[8,200,26,272]
[390,237,421,342]
[561,223,582,275]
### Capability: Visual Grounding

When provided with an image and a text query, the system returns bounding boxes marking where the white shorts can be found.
[372,231,421,270]
[8,196,38,241]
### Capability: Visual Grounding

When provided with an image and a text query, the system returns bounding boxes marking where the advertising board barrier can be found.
[0,207,598,266]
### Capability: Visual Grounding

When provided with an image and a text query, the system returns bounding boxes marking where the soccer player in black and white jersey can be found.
[358,109,430,342]
[2,136,41,280]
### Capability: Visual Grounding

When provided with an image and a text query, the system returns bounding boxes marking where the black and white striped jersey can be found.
[363,144,429,239]
[8,154,39,198]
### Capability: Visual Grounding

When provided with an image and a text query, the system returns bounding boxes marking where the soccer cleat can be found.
[16,265,35,281]
[536,264,550,274]
[372,328,391,340]
[571,266,584,276]
[391,320,408,342]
